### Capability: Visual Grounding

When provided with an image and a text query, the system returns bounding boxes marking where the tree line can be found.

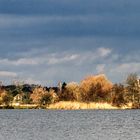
[0,73,140,108]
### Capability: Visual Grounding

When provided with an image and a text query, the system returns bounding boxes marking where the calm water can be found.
[0,110,140,140]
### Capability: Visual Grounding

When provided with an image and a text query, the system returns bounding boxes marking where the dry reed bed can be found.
[47,101,132,110]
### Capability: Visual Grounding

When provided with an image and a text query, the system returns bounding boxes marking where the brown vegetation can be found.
[80,74,113,102]
[0,73,140,109]
[47,101,128,110]
[30,87,58,105]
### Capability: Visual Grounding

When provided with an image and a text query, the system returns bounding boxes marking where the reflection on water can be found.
[0,109,140,140]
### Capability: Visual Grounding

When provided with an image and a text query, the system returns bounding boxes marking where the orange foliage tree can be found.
[30,86,58,105]
[80,74,113,102]
[30,86,49,105]
[0,88,13,105]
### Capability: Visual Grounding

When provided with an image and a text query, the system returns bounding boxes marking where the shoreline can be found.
[0,101,132,110]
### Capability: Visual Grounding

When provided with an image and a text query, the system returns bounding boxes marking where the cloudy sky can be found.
[0,0,140,85]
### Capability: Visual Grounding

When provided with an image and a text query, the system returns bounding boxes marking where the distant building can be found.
[58,82,62,92]
[13,94,23,104]
[136,79,140,87]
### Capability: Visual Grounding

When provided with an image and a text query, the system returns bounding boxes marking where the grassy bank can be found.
[0,102,132,109]
[47,101,132,110]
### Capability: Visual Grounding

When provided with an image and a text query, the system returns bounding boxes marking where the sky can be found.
[0,0,140,86]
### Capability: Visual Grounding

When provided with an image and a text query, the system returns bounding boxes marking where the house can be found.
[13,94,23,104]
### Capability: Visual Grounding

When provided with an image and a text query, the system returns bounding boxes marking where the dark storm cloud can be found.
[0,0,140,16]
[0,0,140,85]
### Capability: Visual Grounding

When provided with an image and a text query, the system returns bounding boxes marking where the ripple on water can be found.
[0,109,140,140]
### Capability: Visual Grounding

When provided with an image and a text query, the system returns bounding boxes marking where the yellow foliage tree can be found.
[30,86,48,105]
[80,74,113,102]
[65,82,81,101]
[0,89,13,105]
[30,87,58,105]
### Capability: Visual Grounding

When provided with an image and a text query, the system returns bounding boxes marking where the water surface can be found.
[0,109,140,140]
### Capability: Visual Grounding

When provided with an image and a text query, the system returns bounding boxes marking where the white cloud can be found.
[15,58,38,65]
[0,58,38,66]
[0,47,112,67]
[110,62,140,74]
[74,47,112,65]
[0,54,78,66]
[47,54,79,65]
[45,47,111,66]
[0,71,17,77]
[97,47,112,57]
[0,46,139,85]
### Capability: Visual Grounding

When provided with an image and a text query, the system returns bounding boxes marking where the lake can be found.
[0,109,140,140]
